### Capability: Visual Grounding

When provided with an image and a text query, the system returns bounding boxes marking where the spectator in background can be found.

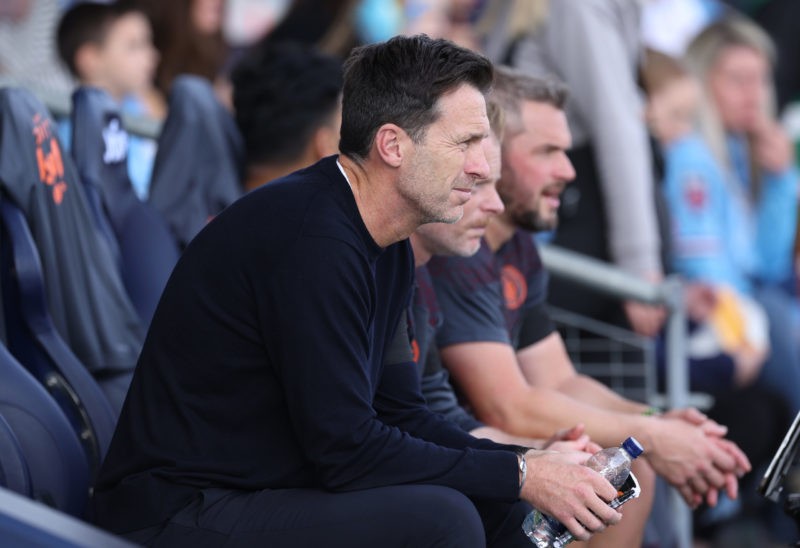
[0,0,75,95]
[55,0,162,199]
[642,48,769,394]
[721,0,800,113]
[644,55,792,546]
[664,15,800,414]
[477,0,667,338]
[230,41,342,191]
[133,0,230,103]
[262,0,359,58]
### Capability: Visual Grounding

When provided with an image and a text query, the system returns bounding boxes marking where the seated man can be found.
[427,67,751,524]
[91,36,623,547]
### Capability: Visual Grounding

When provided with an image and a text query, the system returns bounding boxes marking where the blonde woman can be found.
[663,15,800,414]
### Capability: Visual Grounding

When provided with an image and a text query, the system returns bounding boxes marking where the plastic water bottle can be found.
[522,436,644,547]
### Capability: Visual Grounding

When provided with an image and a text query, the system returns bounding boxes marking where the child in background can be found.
[56,1,163,200]
[642,47,769,394]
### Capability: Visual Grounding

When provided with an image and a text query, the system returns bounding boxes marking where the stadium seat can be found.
[0,341,88,517]
[148,75,244,249]
[70,86,179,326]
[0,413,29,497]
[0,87,143,417]
[0,198,115,478]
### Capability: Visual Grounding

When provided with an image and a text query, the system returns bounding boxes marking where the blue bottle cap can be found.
[622,437,644,459]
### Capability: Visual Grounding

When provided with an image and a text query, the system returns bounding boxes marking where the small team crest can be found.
[683,174,707,210]
[102,115,128,164]
[501,265,527,310]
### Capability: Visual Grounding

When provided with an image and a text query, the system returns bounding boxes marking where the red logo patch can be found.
[501,265,527,310]
[683,176,706,210]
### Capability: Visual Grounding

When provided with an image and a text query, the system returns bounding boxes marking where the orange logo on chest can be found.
[501,265,527,310]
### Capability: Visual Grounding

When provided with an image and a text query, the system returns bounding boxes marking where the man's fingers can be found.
[678,484,702,509]
[688,474,709,496]
[724,473,739,500]
[563,517,591,542]
[705,487,719,508]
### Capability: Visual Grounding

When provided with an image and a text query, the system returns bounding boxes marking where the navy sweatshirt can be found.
[92,156,521,533]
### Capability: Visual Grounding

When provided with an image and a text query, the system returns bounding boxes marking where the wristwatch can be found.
[517,451,527,495]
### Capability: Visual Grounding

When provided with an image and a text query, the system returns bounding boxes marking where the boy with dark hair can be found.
[56,0,161,199]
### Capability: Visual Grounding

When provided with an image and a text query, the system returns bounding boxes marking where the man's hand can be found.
[623,300,666,337]
[520,450,622,542]
[542,423,602,454]
[644,417,751,508]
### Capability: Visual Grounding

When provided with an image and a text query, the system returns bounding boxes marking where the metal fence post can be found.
[662,276,693,548]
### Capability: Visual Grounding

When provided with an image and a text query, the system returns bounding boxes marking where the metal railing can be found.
[540,244,692,548]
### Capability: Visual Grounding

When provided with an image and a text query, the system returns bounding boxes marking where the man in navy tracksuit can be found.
[92,36,622,547]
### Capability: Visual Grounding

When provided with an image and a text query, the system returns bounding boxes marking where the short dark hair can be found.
[339,34,494,160]
[491,66,568,137]
[56,1,141,78]
[231,42,343,166]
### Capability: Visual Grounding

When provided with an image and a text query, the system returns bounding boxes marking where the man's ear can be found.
[373,123,407,168]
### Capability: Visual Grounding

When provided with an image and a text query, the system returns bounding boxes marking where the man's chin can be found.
[514,213,558,233]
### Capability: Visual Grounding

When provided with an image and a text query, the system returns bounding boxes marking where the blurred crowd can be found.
[2,0,800,546]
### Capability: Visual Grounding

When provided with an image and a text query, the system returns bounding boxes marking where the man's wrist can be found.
[517,450,527,495]
[641,406,662,417]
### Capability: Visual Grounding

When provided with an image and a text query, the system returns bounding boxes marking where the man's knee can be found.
[399,486,486,548]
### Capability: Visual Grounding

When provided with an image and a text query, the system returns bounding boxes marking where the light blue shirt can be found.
[662,132,798,293]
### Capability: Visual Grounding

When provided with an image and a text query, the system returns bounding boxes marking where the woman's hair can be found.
[133,0,227,94]
[684,15,776,175]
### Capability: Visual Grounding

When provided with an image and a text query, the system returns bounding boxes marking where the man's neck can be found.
[484,213,516,252]
[409,233,431,267]
[338,154,420,248]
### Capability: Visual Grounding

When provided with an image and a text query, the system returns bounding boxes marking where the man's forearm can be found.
[556,373,649,415]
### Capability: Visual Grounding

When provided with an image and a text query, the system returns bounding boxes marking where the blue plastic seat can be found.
[70,87,179,326]
[0,341,88,517]
[0,87,143,417]
[0,413,30,497]
[148,75,244,248]
[0,198,115,478]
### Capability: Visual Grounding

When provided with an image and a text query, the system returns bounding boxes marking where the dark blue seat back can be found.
[148,75,244,248]
[0,88,144,381]
[0,198,115,477]
[0,341,88,517]
[71,87,179,326]
[0,414,30,497]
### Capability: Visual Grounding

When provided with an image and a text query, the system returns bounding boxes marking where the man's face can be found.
[499,100,575,232]
[415,134,504,256]
[398,83,491,225]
